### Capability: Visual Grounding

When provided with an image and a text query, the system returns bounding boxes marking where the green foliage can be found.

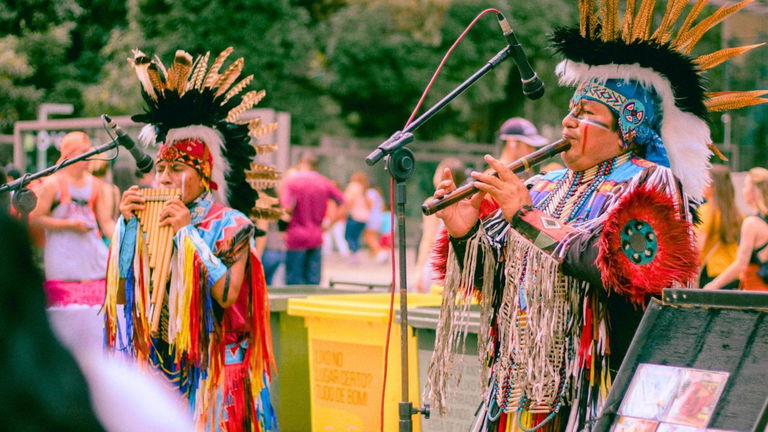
[323,0,577,142]
[0,0,81,34]
[1,0,765,171]
[132,0,326,143]
[0,35,42,131]
[80,25,145,118]
[0,0,127,133]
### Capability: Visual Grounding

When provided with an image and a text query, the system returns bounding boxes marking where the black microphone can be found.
[101,114,154,173]
[497,13,545,100]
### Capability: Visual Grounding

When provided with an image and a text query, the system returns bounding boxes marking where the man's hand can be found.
[119,186,145,221]
[434,168,486,238]
[159,198,192,234]
[471,155,532,222]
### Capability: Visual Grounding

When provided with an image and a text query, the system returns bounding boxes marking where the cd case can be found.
[615,364,729,430]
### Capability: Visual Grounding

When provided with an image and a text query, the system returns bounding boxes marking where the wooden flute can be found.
[421,138,570,215]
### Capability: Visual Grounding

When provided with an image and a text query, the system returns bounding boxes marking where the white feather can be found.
[556,60,712,200]
[165,125,231,205]
[138,124,158,148]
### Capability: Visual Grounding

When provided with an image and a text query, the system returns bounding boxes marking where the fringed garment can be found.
[425,155,699,432]
[104,191,276,431]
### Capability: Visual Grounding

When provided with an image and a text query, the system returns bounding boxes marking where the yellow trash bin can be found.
[287,293,442,432]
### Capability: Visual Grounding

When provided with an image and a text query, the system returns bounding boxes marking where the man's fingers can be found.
[484,154,526,189]
[473,181,494,194]
[161,200,185,214]
[483,155,515,182]
[437,178,456,190]
[159,206,176,220]
[434,180,457,199]
[469,190,487,208]
[471,170,503,189]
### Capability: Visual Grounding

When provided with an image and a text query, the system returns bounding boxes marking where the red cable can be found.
[379,8,501,431]
[405,8,501,129]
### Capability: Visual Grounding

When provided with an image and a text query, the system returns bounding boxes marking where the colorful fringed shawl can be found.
[104,191,276,431]
[425,156,698,432]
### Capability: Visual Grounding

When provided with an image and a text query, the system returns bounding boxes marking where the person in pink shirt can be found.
[280,151,345,284]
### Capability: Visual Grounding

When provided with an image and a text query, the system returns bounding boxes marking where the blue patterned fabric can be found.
[110,189,258,415]
[572,78,669,167]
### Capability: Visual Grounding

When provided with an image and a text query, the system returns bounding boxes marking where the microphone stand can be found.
[0,137,120,216]
[365,44,512,432]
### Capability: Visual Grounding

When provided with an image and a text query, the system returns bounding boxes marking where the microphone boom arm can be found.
[365,45,512,166]
[0,139,120,195]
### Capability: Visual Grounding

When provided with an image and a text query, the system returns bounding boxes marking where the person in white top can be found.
[30,132,116,354]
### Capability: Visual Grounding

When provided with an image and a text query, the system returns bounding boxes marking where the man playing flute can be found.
[424,1,767,431]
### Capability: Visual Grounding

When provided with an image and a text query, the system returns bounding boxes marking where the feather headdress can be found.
[552,0,767,200]
[128,47,283,221]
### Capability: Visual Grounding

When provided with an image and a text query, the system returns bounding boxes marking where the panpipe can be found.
[135,188,181,333]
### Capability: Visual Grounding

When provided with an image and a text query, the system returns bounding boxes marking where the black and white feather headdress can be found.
[128,47,283,220]
[552,0,767,200]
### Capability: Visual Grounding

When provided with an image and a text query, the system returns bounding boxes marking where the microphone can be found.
[101,114,154,173]
[497,13,545,100]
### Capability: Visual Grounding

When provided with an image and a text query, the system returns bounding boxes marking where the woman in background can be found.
[343,171,371,258]
[362,184,387,262]
[696,165,741,289]
[704,167,768,291]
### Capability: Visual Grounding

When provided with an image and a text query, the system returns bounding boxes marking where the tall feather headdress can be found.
[128,47,283,222]
[552,0,767,200]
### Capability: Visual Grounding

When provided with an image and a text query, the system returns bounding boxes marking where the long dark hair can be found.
[0,211,103,431]
[708,165,741,244]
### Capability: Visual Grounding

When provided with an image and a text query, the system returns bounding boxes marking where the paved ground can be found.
[270,248,417,291]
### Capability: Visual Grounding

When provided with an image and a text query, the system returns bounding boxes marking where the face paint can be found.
[581,122,589,154]
[567,107,613,131]
[181,171,186,201]
[578,117,612,131]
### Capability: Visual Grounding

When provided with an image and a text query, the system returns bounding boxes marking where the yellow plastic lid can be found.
[287,293,443,323]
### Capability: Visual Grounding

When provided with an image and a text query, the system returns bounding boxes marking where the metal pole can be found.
[396,180,412,432]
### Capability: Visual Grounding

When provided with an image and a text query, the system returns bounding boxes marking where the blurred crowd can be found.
[4,120,768,296]
[1,118,767,430]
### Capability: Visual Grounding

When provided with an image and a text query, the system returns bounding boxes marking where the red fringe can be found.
[597,186,698,304]
[220,361,251,432]
[249,252,275,379]
[498,411,508,431]
[135,244,150,361]
[578,300,593,368]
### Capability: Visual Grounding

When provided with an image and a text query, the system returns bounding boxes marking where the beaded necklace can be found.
[536,170,580,216]
[537,154,630,222]
[569,153,631,223]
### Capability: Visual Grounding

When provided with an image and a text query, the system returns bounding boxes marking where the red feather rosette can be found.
[597,186,698,304]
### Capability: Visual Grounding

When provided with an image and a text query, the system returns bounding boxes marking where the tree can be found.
[131,0,330,143]
[322,0,577,142]
[0,0,128,133]
[0,35,43,132]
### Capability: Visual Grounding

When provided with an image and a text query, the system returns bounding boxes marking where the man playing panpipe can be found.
[104,47,280,431]
[424,1,767,431]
